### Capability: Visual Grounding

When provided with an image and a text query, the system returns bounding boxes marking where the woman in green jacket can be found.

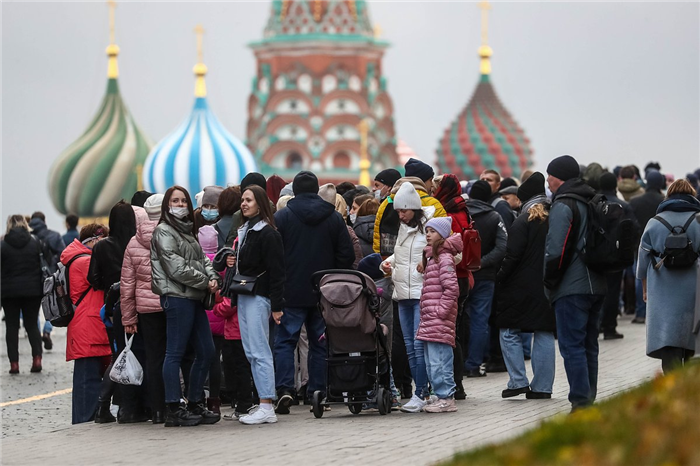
[151,185,221,427]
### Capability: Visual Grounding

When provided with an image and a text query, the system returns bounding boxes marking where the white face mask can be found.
[169,206,189,219]
[349,213,357,224]
[373,189,382,201]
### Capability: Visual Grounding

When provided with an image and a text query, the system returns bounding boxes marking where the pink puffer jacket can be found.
[121,208,162,326]
[416,234,462,347]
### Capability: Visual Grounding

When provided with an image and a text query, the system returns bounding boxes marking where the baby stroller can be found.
[310,269,391,418]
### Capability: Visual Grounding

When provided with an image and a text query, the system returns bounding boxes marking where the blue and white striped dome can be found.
[142,97,257,195]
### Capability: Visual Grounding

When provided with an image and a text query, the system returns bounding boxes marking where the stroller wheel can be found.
[312,391,324,419]
[377,387,388,415]
[348,403,362,415]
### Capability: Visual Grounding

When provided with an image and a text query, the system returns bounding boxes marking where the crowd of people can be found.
[2,155,700,426]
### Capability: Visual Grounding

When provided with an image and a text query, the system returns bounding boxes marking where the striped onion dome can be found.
[143,62,257,195]
[49,47,152,217]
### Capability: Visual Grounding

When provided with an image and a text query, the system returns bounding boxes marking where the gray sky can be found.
[3,1,699,231]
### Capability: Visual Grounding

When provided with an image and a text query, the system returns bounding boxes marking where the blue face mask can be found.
[202,208,219,221]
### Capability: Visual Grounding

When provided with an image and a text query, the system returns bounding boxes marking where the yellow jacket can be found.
[372,177,447,254]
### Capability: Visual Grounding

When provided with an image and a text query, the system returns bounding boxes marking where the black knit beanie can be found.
[547,155,580,181]
[517,172,545,202]
[404,158,434,182]
[293,171,319,195]
[469,180,492,202]
[374,168,401,188]
[241,172,267,191]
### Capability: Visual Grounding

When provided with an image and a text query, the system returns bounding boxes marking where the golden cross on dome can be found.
[107,0,116,44]
[194,24,205,64]
[478,0,491,46]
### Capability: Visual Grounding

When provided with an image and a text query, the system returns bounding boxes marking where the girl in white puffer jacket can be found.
[380,182,435,413]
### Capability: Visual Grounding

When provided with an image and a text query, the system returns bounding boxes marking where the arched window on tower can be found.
[333,151,351,169]
[287,152,303,170]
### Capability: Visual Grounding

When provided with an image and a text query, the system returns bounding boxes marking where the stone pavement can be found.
[1,315,658,466]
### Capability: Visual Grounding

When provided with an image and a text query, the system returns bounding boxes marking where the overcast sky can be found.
[2,1,699,230]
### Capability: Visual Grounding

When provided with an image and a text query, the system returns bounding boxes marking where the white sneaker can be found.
[239,406,278,425]
[426,395,439,405]
[400,395,426,413]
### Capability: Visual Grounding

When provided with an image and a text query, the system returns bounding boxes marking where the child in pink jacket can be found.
[417,217,462,413]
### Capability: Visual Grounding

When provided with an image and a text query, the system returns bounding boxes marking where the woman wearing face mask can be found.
[353,198,380,257]
[151,185,222,427]
[223,185,285,425]
[348,194,373,226]
[59,223,112,423]
[193,186,224,237]
[380,182,436,413]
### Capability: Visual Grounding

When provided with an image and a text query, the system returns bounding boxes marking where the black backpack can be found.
[559,193,636,274]
[651,213,698,270]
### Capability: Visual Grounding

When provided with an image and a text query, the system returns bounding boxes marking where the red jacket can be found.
[212,297,241,340]
[417,234,462,347]
[61,240,111,361]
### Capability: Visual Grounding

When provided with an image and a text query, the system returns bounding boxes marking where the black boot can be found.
[94,401,116,424]
[152,410,166,424]
[187,400,221,425]
[164,403,202,427]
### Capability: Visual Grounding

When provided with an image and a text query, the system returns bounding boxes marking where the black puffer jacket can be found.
[493,207,555,332]
[233,218,286,312]
[1,227,43,298]
[352,214,376,257]
[466,199,508,281]
[275,193,354,307]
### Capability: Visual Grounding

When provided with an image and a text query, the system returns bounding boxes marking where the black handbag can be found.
[202,291,216,310]
[227,271,265,296]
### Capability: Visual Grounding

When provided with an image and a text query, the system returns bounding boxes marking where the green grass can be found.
[442,361,700,466]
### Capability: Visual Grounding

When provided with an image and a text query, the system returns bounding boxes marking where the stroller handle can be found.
[311,269,370,291]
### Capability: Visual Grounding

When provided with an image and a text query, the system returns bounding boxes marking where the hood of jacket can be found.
[353,214,376,228]
[553,178,597,201]
[60,237,93,264]
[390,177,429,196]
[28,218,47,235]
[4,227,32,249]
[286,193,336,226]
[465,199,495,216]
[618,178,643,195]
[424,233,463,259]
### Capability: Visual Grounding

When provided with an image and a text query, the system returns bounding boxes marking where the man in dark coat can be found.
[480,169,516,231]
[463,180,508,377]
[598,173,641,339]
[273,171,355,413]
[544,155,606,412]
[629,169,666,323]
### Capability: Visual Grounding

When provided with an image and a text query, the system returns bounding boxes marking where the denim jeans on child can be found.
[238,294,276,400]
[161,296,215,404]
[423,341,456,399]
[274,306,326,397]
[398,299,428,398]
[554,294,604,409]
[464,280,496,371]
[500,329,555,393]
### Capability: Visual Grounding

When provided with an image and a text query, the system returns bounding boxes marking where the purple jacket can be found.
[417,234,462,347]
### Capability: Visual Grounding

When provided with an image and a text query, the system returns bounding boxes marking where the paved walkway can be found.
[1,315,658,465]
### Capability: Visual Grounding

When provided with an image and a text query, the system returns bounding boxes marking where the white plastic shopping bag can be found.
[109,333,143,385]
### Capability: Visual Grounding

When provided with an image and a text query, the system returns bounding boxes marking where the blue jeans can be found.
[398,299,427,398]
[465,280,496,371]
[521,333,532,358]
[634,259,646,318]
[161,296,215,404]
[500,329,555,393]
[72,357,105,424]
[274,306,326,397]
[238,294,276,400]
[554,294,604,408]
[423,341,455,399]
